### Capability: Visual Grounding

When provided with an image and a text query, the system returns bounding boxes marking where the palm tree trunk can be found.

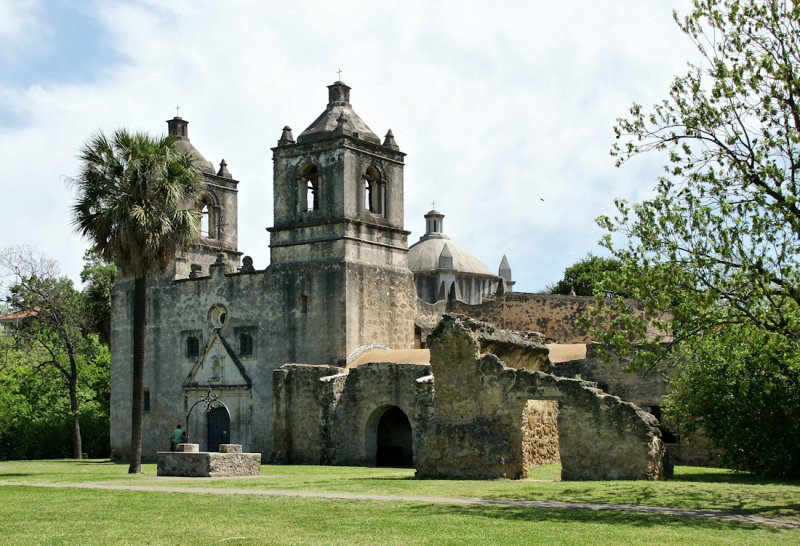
[128,275,147,473]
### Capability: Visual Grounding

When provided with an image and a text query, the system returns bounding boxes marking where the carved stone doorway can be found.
[207,407,230,452]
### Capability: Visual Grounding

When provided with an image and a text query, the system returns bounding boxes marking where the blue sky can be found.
[0,0,697,293]
[0,1,124,124]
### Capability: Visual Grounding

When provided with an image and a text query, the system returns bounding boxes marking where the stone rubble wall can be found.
[446,293,601,343]
[416,315,665,480]
[554,377,665,480]
[554,344,668,407]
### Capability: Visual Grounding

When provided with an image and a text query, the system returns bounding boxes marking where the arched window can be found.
[364,166,384,215]
[186,335,199,358]
[299,164,320,213]
[239,331,253,356]
[198,194,217,238]
[200,204,209,236]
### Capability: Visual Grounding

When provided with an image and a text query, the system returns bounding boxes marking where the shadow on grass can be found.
[0,473,32,478]
[401,502,788,532]
[671,471,800,486]
[351,476,416,481]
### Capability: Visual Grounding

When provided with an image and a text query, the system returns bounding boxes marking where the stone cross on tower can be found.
[175,104,181,117]
[337,68,343,80]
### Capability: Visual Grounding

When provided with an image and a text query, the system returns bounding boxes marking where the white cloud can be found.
[0,0,699,292]
[0,0,41,65]
[0,0,38,40]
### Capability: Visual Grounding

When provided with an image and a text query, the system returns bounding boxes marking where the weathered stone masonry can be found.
[273,315,666,481]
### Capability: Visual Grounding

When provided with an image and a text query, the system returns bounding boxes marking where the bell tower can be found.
[268,81,415,363]
[270,81,407,266]
[166,116,242,278]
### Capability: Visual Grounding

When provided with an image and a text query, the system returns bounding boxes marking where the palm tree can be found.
[72,129,203,473]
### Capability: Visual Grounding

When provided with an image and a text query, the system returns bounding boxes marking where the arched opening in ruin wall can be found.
[364,404,413,468]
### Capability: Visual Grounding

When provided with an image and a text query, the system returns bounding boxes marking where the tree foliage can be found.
[593,0,800,476]
[547,254,627,297]
[0,332,110,460]
[80,249,116,346]
[0,247,109,459]
[71,129,203,473]
[664,326,800,475]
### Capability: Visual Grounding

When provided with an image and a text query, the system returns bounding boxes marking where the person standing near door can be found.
[171,424,183,451]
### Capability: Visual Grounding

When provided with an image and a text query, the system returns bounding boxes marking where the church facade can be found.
[110,81,418,458]
[110,81,705,472]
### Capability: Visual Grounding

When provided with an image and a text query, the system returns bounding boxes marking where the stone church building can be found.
[110,81,702,478]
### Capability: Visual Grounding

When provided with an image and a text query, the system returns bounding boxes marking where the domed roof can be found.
[297,81,381,145]
[408,237,495,276]
[408,209,495,277]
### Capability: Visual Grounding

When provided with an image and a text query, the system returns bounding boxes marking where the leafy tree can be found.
[71,130,202,473]
[593,0,800,476]
[547,254,627,297]
[0,247,107,459]
[80,249,116,346]
[0,331,109,460]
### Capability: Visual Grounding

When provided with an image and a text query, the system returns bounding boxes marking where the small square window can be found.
[186,335,199,358]
[239,331,253,356]
[234,327,257,358]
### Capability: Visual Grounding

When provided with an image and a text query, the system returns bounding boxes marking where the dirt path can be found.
[2,480,798,529]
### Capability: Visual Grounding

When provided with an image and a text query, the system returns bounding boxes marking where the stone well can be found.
[157,444,261,477]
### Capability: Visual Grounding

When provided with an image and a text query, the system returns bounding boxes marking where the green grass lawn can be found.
[1,460,799,544]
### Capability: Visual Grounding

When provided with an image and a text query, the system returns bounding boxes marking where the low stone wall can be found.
[157,444,261,477]
[416,315,665,480]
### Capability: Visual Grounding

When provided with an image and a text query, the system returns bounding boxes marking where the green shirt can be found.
[173,428,183,443]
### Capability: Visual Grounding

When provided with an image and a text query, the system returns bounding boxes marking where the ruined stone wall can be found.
[272,362,433,465]
[416,315,665,481]
[554,344,668,408]
[272,364,342,463]
[446,293,596,343]
[326,363,433,465]
[555,378,664,480]
[554,345,720,467]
